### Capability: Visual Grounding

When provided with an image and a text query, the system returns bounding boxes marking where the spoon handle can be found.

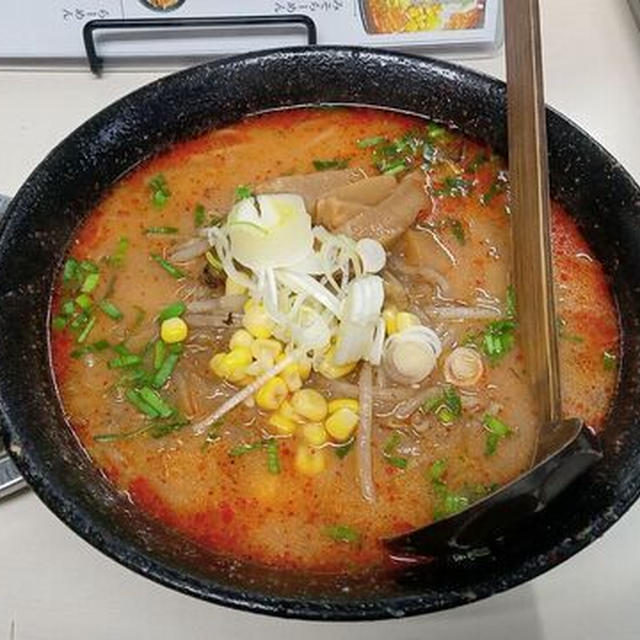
[505,0,562,425]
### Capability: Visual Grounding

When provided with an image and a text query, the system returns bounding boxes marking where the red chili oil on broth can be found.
[50,107,619,572]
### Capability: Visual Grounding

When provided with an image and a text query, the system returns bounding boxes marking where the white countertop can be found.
[1,1,640,638]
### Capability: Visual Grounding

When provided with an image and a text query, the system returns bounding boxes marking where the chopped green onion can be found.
[71,340,110,358]
[429,459,447,482]
[313,158,349,171]
[443,386,462,417]
[422,394,443,413]
[194,203,206,227]
[63,258,79,282]
[149,173,170,208]
[335,440,354,459]
[435,406,456,425]
[79,260,99,274]
[383,432,401,455]
[423,387,462,423]
[482,319,516,365]
[117,368,151,387]
[125,388,160,418]
[228,442,262,457]
[70,313,89,330]
[61,300,76,316]
[70,346,91,359]
[357,135,386,148]
[324,524,360,544]
[81,272,100,294]
[428,459,494,521]
[108,354,142,369]
[153,340,166,370]
[99,299,123,321]
[447,218,465,245]
[481,178,507,204]
[149,416,189,439]
[107,237,129,268]
[382,431,408,469]
[435,494,469,521]
[144,226,179,235]
[76,315,96,344]
[168,342,183,355]
[383,161,406,175]
[138,386,174,418]
[113,342,133,356]
[603,350,617,371]
[151,253,186,279]
[466,151,489,173]
[432,175,473,198]
[265,439,281,475]
[386,456,409,469]
[158,301,186,322]
[75,293,93,311]
[152,352,180,389]
[426,123,447,141]
[234,185,253,201]
[93,424,154,442]
[51,315,67,331]
[483,414,512,456]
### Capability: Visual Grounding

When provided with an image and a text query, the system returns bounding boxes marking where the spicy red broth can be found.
[50,107,618,572]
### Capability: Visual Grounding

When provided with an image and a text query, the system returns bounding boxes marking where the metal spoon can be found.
[384,0,602,558]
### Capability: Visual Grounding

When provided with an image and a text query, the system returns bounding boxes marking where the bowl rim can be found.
[2,45,640,621]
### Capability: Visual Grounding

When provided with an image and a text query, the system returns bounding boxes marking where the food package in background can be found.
[361,0,487,34]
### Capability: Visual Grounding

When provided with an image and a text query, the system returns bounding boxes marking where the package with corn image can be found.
[360,0,487,34]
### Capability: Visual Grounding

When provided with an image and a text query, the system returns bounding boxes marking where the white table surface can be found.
[1,1,640,638]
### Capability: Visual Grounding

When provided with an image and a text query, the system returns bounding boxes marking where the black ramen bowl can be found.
[1,47,639,621]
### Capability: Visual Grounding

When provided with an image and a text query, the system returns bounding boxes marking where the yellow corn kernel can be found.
[325,407,359,443]
[246,359,271,377]
[396,311,421,332]
[315,346,357,380]
[255,376,288,411]
[242,299,274,339]
[295,445,327,476]
[220,348,251,382]
[279,399,305,423]
[229,329,254,350]
[223,346,252,370]
[268,412,298,435]
[160,317,188,344]
[383,307,398,335]
[251,338,282,363]
[209,352,228,378]
[291,389,328,422]
[282,362,303,392]
[328,398,360,414]
[225,277,247,296]
[298,356,312,380]
[302,423,329,447]
[276,353,310,387]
